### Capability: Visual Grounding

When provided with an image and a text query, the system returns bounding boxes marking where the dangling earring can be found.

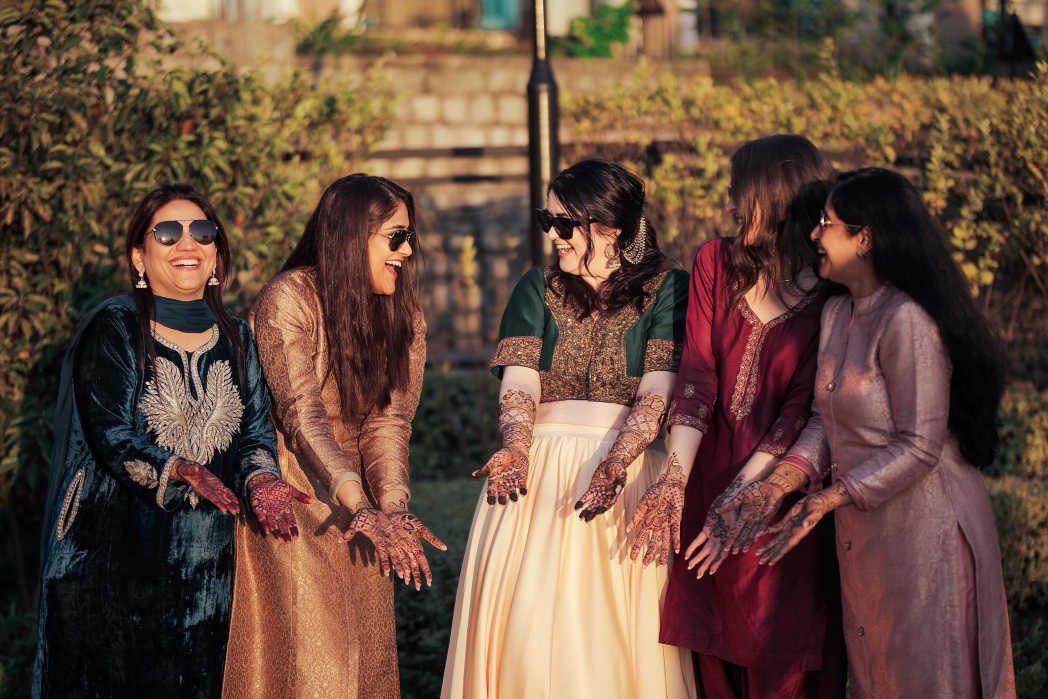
[621,216,648,265]
[208,268,220,286]
[605,242,622,270]
[857,250,866,259]
[135,270,148,289]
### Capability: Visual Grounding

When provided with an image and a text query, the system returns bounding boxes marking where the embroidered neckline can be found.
[151,325,219,355]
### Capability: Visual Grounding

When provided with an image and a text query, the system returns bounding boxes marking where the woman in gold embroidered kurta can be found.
[728,169,1016,698]
[442,159,696,699]
[224,175,444,699]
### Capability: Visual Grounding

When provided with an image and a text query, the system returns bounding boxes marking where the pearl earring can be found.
[135,270,148,289]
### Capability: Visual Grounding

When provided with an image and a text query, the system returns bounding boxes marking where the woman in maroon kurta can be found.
[628,135,846,698]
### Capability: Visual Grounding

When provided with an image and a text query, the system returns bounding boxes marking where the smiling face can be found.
[368,201,413,295]
[546,192,618,279]
[131,200,218,301]
[811,201,870,286]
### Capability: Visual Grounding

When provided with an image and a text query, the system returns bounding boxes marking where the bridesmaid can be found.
[34,183,301,698]
[730,168,1016,698]
[224,174,445,699]
[629,134,847,698]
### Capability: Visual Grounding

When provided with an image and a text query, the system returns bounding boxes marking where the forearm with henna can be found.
[627,451,687,566]
[576,393,667,522]
[473,389,536,505]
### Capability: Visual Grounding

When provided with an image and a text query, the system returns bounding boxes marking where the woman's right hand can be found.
[342,507,400,578]
[171,458,240,514]
[472,447,529,505]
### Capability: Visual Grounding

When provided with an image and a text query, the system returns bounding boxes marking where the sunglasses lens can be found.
[535,209,553,233]
[153,221,183,246]
[536,210,575,240]
[388,230,414,251]
[189,220,218,245]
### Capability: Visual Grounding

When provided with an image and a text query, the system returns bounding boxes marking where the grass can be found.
[395,477,482,699]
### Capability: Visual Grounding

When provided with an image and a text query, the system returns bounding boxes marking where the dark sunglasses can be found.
[151,219,218,246]
[535,209,592,240]
[819,210,863,232]
[374,228,416,251]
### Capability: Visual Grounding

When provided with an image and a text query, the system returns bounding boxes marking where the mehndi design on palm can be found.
[473,389,536,505]
[576,393,667,521]
[756,481,842,566]
[627,451,687,566]
[248,472,312,543]
[686,474,745,578]
[383,499,448,590]
[342,507,399,578]
[716,463,807,554]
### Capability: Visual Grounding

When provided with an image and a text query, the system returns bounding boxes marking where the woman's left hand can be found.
[684,475,747,577]
[383,504,448,590]
[248,473,312,542]
[575,456,629,522]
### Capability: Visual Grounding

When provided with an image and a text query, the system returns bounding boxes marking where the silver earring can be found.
[208,269,220,286]
[621,217,648,265]
[135,270,148,289]
[857,250,866,259]
[605,242,622,270]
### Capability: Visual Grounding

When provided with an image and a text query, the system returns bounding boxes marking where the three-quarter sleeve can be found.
[230,321,281,500]
[251,276,363,500]
[668,240,723,433]
[358,311,427,501]
[840,302,951,511]
[73,308,184,511]
[490,267,547,378]
[642,268,688,373]
[755,332,819,456]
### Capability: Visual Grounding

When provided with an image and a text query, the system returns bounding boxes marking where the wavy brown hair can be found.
[124,183,245,380]
[282,174,420,418]
[726,134,835,309]
[547,159,667,318]
[830,168,1006,467]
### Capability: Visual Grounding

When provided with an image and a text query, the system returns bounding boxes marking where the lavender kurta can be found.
[785,285,1016,699]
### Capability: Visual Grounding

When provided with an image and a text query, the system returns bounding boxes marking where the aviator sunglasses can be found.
[151,219,219,246]
[535,209,595,240]
[819,210,863,232]
[374,228,416,251]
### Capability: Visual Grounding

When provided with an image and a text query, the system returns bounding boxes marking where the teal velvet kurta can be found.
[33,302,280,699]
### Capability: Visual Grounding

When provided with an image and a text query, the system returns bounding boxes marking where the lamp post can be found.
[527,0,560,266]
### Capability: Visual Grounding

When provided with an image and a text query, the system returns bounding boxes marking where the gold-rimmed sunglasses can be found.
[819,210,863,232]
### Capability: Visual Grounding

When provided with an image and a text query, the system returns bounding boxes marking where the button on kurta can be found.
[831,462,839,471]
[844,541,852,551]
[858,627,865,636]
[826,382,836,391]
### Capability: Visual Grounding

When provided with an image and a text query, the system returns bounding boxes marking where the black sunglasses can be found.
[151,219,218,246]
[374,228,416,251]
[535,209,593,240]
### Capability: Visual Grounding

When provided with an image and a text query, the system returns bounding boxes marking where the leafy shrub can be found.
[409,371,500,481]
[553,1,637,59]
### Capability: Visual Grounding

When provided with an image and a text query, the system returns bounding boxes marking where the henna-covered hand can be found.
[248,473,312,543]
[575,456,628,522]
[342,507,398,578]
[576,393,667,522]
[473,389,536,505]
[685,474,745,578]
[627,452,687,566]
[756,481,846,566]
[172,458,240,514]
[717,463,808,554]
[382,498,447,590]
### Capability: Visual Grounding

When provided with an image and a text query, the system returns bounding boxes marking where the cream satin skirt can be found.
[441,423,697,699]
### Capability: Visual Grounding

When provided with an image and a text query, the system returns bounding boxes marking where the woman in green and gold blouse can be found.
[442,159,696,699]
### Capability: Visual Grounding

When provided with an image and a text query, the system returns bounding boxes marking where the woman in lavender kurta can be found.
[726,169,1016,698]
[628,135,846,698]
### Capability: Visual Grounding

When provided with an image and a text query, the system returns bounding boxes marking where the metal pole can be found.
[527,0,560,267]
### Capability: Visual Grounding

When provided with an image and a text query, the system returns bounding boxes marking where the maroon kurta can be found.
[661,237,844,677]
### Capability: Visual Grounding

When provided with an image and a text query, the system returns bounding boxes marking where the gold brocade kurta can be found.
[223,268,425,699]
[785,285,1016,699]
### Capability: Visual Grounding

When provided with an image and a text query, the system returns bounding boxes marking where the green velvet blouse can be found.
[491,267,689,406]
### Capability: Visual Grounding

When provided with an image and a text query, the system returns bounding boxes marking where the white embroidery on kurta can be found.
[249,449,277,471]
[56,468,86,540]
[124,459,159,488]
[138,337,244,466]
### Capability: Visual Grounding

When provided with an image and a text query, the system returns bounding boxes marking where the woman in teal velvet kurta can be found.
[33,185,304,699]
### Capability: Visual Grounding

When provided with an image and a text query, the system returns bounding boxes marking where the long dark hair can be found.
[282,174,420,418]
[124,183,244,379]
[547,159,667,317]
[727,134,835,308]
[830,168,1006,467]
